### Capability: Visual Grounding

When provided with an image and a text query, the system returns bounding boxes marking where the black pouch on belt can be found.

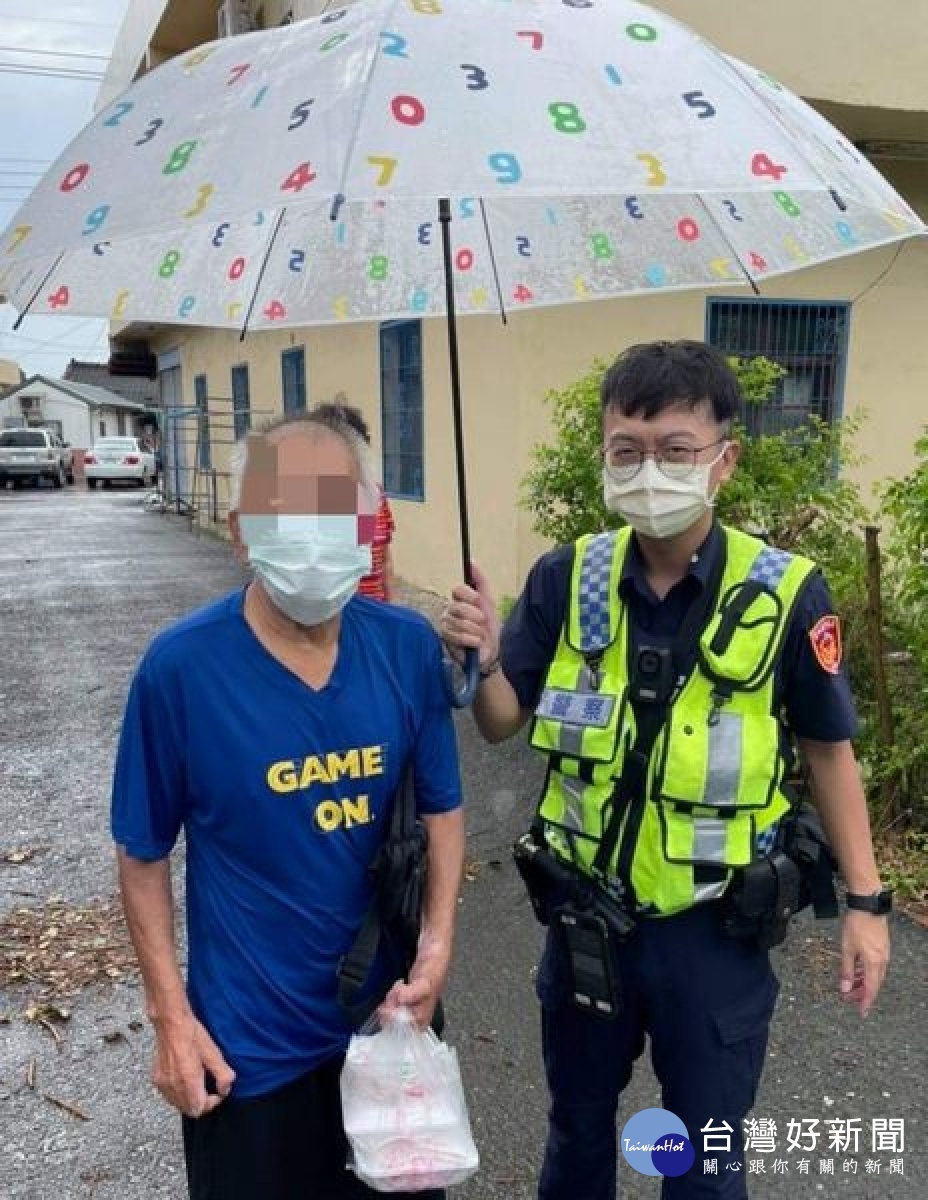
[724,851,801,948]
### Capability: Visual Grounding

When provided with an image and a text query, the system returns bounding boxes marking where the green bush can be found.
[882,433,928,651]
[877,436,928,829]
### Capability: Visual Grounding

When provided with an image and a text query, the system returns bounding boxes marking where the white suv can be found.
[0,428,74,489]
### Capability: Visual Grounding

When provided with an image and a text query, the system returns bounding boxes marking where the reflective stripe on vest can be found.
[530,526,816,916]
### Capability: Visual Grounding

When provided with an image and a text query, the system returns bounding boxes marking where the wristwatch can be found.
[845,888,893,915]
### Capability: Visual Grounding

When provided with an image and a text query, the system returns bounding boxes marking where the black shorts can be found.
[182,1055,446,1200]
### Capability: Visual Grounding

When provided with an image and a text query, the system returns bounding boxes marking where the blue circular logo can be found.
[620,1107,694,1178]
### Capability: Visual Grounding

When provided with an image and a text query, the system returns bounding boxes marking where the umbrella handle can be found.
[443,647,479,709]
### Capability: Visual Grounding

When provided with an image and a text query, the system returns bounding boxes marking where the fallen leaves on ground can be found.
[1,847,40,865]
[0,898,136,1010]
[23,1055,90,1120]
[23,1003,71,1049]
[42,1092,90,1121]
[905,901,928,930]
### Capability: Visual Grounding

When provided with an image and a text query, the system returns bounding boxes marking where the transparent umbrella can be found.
[2,0,924,700]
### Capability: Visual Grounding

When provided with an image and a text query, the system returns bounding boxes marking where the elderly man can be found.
[112,409,464,1200]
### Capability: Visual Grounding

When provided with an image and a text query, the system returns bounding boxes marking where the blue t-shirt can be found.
[111,590,462,1099]
[502,523,858,741]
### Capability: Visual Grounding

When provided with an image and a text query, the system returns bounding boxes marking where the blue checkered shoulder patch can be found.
[577,532,617,655]
[748,545,792,590]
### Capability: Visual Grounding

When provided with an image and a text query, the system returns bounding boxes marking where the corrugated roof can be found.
[55,378,150,411]
[0,375,151,412]
[64,359,158,406]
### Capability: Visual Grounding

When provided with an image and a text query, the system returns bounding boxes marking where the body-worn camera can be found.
[630,644,675,705]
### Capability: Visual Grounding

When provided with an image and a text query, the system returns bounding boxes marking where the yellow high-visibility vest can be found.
[529,525,816,915]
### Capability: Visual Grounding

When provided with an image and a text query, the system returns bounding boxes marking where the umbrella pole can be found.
[439,197,479,708]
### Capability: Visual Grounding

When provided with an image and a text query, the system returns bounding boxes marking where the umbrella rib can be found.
[331,0,406,215]
[12,253,64,330]
[478,200,508,327]
[694,196,760,297]
[713,51,857,199]
[239,209,287,341]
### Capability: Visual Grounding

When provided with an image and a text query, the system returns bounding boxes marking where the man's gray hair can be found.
[228,410,379,510]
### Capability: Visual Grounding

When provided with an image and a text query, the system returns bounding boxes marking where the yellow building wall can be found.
[0,358,23,390]
[658,0,928,113]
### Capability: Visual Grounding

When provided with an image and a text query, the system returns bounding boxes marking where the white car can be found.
[85,437,157,488]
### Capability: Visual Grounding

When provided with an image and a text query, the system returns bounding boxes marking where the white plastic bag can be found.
[340,1007,479,1192]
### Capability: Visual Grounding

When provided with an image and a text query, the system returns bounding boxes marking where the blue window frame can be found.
[706,298,851,436]
[380,320,423,501]
[281,346,307,414]
[231,364,251,439]
[194,373,211,469]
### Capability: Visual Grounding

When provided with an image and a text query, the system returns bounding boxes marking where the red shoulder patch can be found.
[809,615,842,675]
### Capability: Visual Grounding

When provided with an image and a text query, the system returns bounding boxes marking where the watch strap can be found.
[845,888,893,914]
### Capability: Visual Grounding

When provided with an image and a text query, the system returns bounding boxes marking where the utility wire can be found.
[0,319,107,354]
[0,64,105,81]
[0,45,111,61]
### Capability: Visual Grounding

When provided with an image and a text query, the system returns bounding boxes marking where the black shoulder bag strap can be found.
[336,764,436,1030]
[591,540,729,884]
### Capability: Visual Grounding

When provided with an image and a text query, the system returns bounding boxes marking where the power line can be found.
[0,64,105,81]
[0,63,105,77]
[0,319,108,354]
[0,45,111,62]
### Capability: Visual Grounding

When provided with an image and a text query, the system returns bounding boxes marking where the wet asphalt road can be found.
[0,484,925,1200]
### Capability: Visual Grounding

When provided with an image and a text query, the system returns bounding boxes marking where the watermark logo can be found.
[621,1107,695,1178]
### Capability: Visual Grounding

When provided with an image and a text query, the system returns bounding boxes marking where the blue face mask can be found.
[238,514,372,627]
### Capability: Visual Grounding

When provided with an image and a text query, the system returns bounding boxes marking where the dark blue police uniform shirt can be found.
[111,589,462,1099]
[502,523,857,741]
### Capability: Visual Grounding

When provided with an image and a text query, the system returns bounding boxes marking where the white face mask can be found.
[602,448,728,540]
[238,513,372,627]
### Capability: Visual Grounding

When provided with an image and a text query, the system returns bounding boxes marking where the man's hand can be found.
[839,911,890,1018]
[151,1014,236,1117]
[380,933,451,1031]
[440,563,502,670]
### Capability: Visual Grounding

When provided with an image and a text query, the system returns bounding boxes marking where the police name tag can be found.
[536,688,616,728]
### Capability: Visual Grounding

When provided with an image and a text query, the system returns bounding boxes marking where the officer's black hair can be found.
[601,340,741,425]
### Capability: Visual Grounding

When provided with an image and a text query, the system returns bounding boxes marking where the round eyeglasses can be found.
[602,438,729,483]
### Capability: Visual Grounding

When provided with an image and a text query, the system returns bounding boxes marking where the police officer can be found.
[441,341,891,1199]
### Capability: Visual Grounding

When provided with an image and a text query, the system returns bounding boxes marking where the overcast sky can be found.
[0,0,131,378]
